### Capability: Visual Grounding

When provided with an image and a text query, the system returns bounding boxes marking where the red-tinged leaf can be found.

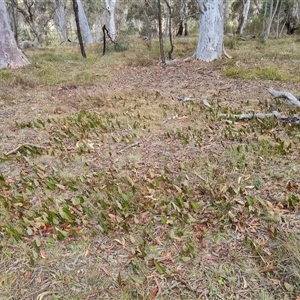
[149,287,158,299]
[249,220,261,227]
[161,252,172,258]
[267,229,275,238]
[40,250,47,259]
[127,253,134,260]
[108,214,116,221]
[3,188,10,195]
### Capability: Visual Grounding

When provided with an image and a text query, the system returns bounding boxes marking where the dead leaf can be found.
[270,278,281,285]
[40,250,47,259]
[241,277,248,289]
[108,214,116,221]
[259,264,276,273]
[149,287,158,299]
[284,282,294,292]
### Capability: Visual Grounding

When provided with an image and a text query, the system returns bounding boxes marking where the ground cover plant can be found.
[0,36,300,299]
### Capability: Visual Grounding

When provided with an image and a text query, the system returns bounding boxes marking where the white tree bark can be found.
[262,0,268,35]
[76,0,93,44]
[196,0,224,62]
[239,0,251,35]
[275,0,283,38]
[94,15,102,42]
[264,0,280,40]
[223,0,231,25]
[0,1,30,69]
[51,0,68,42]
[104,0,117,41]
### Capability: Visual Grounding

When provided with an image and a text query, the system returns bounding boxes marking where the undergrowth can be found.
[0,36,300,299]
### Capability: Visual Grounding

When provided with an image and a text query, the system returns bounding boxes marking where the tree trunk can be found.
[262,0,268,35]
[72,0,86,57]
[76,0,93,44]
[0,1,30,69]
[51,0,68,42]
[196,0,224,62]
[104,0,117,41]
[177,0,190,36]
[164,0,174,60]
[264,0,280,40]
[239,0,251,35]
[7,2,18,43]
[275,0,283,38]
[158,0,165,65]
[285,0,299,35]
[176,21,184,36]
[223,0,231,25]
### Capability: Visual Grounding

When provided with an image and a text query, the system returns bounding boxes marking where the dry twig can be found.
[117,142,141,154]
[5,143,47,156]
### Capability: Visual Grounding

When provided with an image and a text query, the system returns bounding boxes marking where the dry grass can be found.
[0,36,300,299]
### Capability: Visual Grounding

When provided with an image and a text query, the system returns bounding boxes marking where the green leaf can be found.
[57,230,68,240]
[130,275,145,284]
[154,260,165,274]
[117,271,122,287]
[27,227,33,236]
[284,282,294,292]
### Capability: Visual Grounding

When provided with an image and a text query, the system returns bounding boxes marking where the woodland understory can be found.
[0,35,300,299]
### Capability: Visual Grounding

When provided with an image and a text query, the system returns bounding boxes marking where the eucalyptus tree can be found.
[157,0,165,64]
[239,0,251,34]
[172,0,198,36]
[10,0,55,45]
[263,0,281,39]
[195,0,224,61]
[127,0,157,40]
[0,0,30,69]
[51,0,68,42]
[6,0,18,43]
[76,0,93,43]
[232,0,252,34]
[73,0,87,56]
[104,0,117,40]
[283,0,300,34]
[176,0,190,35]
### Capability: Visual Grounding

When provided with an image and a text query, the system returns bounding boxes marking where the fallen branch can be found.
[268,87,300,107]
[219,111,300,125]
[219,111,283,120]
[178,96,196,102]
[5,143,47,156]
[223,45,232,59]
[117,142,141,154]
[203,99,212,108]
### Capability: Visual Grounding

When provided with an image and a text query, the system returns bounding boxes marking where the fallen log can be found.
[268,87,300,107]
[219,111,300,125]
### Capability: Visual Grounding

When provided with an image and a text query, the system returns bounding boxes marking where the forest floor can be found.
[1,36,300,299]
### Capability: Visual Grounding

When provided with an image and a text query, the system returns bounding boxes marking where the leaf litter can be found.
[0,49,300,299]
